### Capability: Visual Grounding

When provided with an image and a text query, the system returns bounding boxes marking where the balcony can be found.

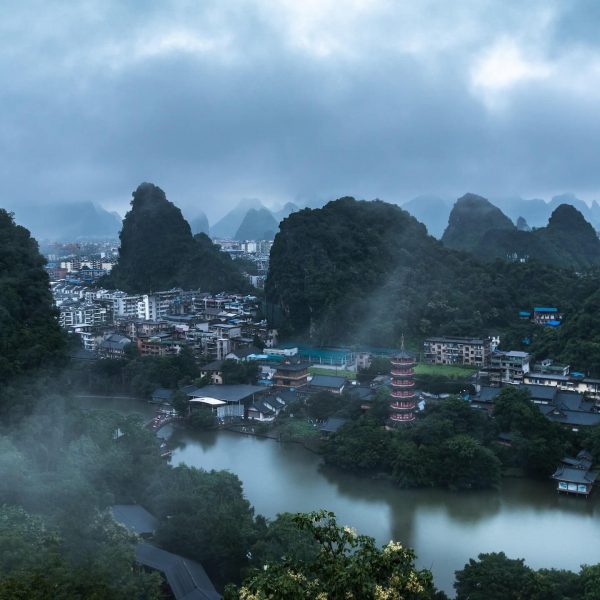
[391,390,415,398]
[391,380,415,388]
[390,401,416,411]
[391,368,414,377]
[391,358,415,367]
[390,412,416,422]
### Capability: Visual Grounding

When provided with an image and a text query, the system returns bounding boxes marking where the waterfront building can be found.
[389,338,417,424]
[552,450,599,496]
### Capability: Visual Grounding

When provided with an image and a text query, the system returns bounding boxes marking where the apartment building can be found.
[423,336,491,367]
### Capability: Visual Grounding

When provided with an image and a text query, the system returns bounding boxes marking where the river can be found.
[80,397,600,595]
[169,428,600,595]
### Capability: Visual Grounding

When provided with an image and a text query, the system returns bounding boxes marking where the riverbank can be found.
[167,427,600,596]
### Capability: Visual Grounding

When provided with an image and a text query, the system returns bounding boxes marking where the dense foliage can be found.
[324,396,501,490]
[68,345,201,397]
[106,183,250,293]
[323,388,578,489]
[225,510,441,599]
[455,552,600,600]
[0,209,65,386]
[265,196,600,374]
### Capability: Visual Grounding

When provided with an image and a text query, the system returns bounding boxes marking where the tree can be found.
[248,513,320,568]
[226,510,440,599]
[493,388,567,477]
[306,391,345,421]
[454,552,540,600]
[222,360,259,384]
[437,435,501,490]
[0,209,66,388]
[149,466,257,585]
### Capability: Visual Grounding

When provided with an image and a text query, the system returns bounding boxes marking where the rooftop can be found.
[135,543,220,600]
[186,384,264,403]
[111,504,159,535]
[310,374,347,389]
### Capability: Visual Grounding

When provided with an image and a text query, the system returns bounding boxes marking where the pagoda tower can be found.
[389,335,417,423]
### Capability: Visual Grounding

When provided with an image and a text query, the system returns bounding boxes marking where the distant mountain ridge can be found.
[491,194,600,230]
[211,199,300,239]
[235,207,279,240]
[441,194,600,269]
[5,201,122,240]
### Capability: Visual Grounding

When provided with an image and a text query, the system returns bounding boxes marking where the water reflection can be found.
[168,428,600,595]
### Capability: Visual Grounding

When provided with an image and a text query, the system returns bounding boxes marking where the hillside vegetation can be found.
[0,209,65,384]
[106,183,250,293]
[266,197,600,373]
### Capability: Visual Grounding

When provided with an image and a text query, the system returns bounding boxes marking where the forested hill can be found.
[105,183,250,293]
[477,203,600,269]
[442,193,515,251]
[265,197,599,351]
[0,210,65,383]
[442,194,600,269]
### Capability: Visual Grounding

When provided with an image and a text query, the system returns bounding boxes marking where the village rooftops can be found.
[310,374,347,389]
[186,384,264,403]
[111,504,159,536]
[201,360,224,371]
[320,417,348,434]
[498,350,530,358]
[425,336,487,344]
[135,543,220,600]
[539,405,600,428]
[521,383,557,402]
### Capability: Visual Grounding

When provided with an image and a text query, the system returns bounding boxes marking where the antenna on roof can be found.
[400,334,405,352]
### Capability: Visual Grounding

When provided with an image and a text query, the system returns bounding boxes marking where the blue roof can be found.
[534,307,558,312]
[547,320,561,327]
[519,311,531,316]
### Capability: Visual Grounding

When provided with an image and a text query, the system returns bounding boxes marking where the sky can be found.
[2,0,600,221]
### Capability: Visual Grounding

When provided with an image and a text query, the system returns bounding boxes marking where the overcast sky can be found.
[2,0,600,220]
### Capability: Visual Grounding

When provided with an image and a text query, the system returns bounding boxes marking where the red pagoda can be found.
[389,336,417,423]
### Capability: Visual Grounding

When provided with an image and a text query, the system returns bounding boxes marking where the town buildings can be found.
[423,336,491,367]
[488,351,530,385]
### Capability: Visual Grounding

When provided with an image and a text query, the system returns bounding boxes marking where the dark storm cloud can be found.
[1,0,600,222]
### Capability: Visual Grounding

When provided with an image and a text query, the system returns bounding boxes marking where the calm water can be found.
[168,428,600,595]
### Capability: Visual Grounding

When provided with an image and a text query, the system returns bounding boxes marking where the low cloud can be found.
[1,1,600,222]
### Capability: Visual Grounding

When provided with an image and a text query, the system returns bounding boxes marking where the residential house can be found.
[200,360,225,385]
[489,351,530,385]
[533,307,562,326]
[97,333,131,359]
[272,360,310,388]
[185,384,264,420]
[309,374,347,395]
[246,395,286,422]
[423,336,491,367]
